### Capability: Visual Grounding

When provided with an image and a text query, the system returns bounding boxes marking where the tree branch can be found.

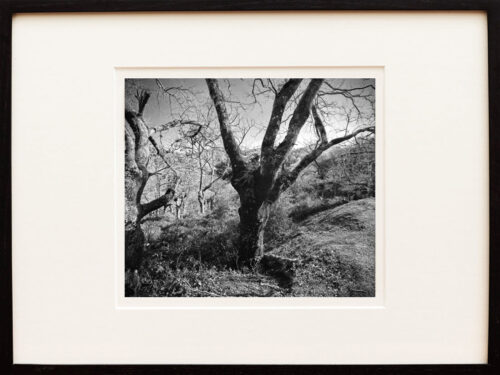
[125,123,140,178]
[136,166,150,207]
[149,120,204,136]
[125,108,151,180]
[137,188,175,222]
[273,79,325,170]
[148,135,180,181]
[274,126,375,196]
[135,89,151,115]
[206,79,248,179]
[203,166,230,192]
[260,79,302,175]
[311,105,328,146]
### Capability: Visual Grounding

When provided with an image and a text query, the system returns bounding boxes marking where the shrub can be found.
[155,215,240,271]
[141,219,165,243]
[210,197,232,221]
[288,173,318,203]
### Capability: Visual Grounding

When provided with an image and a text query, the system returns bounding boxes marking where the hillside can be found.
[272,198,375,297]
[133,198,375,297]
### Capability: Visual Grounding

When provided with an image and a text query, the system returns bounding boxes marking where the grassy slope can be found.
[136,198,375,297]
[273,198,375,297]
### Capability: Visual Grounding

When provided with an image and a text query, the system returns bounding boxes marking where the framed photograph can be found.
[1,1,498,374]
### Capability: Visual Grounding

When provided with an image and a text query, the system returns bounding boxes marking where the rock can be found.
[259,254,298,290]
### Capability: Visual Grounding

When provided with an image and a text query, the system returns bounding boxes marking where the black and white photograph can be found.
[124,78,376,297]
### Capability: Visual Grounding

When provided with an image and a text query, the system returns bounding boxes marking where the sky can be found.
[125,78,375,150]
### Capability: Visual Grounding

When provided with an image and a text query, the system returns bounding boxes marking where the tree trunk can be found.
[237,200,271,267]
[125,185,174,270]
[175,198,182,220]
[207,197,214,211]
[125,172,141,224]
[198,191,205,214]
[125,167,146,271]
[125,222,145,271]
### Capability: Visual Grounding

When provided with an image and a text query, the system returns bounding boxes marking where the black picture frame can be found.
[0,1,498,374]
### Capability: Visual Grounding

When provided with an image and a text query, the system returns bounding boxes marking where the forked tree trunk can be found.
[206,78,374,270]
[124,90,178,270]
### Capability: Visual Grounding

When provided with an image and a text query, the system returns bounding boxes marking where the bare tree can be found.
[192,139,228,214]
[125,90,178,224]
[124,89,202,269]
[176,102,231,215]
[173,191,187,219]
[206,79,375,266]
